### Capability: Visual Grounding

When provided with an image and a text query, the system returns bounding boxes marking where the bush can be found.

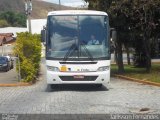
[14,32,42,82]
[0,19,9,27]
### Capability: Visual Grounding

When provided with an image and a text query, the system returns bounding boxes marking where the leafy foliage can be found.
[0,11,26,27]
[85,0,160,73]
[0,19,9,27]
[14,32,42,82]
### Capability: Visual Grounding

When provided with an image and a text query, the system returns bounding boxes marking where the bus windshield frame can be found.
[46,15,110,61]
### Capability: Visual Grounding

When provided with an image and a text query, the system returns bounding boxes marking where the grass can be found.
[111,63,160,83]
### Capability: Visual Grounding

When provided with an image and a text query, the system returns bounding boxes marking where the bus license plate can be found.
[74,75,84,79]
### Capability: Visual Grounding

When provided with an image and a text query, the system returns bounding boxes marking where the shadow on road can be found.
[45,84,109,92]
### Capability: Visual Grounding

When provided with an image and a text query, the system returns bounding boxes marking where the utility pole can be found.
[25,0,32,33]
[59,0,61,10]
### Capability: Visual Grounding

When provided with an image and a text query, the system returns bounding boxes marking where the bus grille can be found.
[59,76,98,81]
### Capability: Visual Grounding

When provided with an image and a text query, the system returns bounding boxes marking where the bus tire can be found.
[50,84,55,89]
[48,84,58,90]
[95,84,102,88]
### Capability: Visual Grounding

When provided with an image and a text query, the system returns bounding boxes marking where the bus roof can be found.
[47,10,108,16]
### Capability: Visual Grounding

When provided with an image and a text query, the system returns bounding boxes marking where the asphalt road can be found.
[0,61,160,115]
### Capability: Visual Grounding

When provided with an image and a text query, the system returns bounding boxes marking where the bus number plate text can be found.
[74,75,84,79]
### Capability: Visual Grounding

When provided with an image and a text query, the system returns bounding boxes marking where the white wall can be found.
[28,19,47,34]
[0,19,47,37]
[0,27,28,37]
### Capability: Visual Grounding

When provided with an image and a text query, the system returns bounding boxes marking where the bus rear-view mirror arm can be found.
[41,29,46,46]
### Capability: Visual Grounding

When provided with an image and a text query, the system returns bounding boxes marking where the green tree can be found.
[84,0,112,11]
[0,19,9,27]
[125,0,160,72]
[13,13,27,27]
[0,11,26,27]
[85,0,160,73]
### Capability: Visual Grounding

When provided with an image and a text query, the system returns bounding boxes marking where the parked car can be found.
[4,56,14,69]
[0,56,10,72]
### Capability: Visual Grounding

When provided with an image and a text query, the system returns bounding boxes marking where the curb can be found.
[0,82,32,87]
[114,74,160,87]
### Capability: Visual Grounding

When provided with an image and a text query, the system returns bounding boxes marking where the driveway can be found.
[0,59,18,84]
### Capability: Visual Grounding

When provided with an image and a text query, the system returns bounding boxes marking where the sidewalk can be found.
[0,64,19,84]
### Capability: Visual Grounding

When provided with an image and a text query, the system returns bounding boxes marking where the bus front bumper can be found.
[46,71,110,84]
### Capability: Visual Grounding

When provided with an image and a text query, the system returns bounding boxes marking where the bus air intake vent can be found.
[59,76,98,81]
[59,62,97,64]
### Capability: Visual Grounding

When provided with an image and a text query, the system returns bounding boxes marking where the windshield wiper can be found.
[63,43,77,61]
[63,42,94,61]
[80,42,94,61]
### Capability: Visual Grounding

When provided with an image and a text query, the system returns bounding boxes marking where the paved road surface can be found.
[0,61,160,115]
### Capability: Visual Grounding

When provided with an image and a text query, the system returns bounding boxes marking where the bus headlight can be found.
[47,66,59,72]
[97,66,109,71]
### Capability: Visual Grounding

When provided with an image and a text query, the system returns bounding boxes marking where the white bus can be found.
[41,10,111,88]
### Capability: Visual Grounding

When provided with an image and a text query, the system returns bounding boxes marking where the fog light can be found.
[53,79,56,81]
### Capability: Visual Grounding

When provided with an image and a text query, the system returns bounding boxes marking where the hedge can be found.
[14,32,42,82]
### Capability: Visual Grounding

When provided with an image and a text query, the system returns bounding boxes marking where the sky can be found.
[42,0,88,7]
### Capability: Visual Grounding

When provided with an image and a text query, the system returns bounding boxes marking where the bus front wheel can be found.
[95,84,102,88]
[48,84,58,90]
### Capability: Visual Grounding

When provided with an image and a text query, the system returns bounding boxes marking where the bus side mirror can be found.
[110,28,117,42]
[110,28,117,53]
[41,29,46,45]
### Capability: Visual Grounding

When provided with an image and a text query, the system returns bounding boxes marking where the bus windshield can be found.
[47,15,109,61]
